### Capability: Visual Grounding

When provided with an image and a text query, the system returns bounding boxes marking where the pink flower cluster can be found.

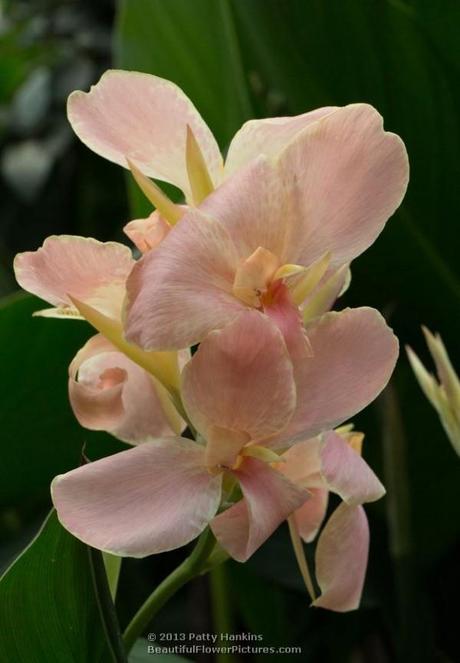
[14,71,409,611]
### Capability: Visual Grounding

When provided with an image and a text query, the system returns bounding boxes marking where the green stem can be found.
[123,528,216,653]
[209,564,236,663]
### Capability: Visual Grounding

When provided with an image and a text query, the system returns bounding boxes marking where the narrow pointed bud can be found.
[290,251,331,306]
[406,345,439,404]
[421,326,460,408]
[288,515,317,602]
[186,125,214,205]
[406,332,460,456]
[126,158,183,225]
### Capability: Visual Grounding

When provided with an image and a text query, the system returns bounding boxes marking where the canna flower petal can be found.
[52,438,222,557]
[123,212,171,254]
[67,70,223,203]
[211,457,309,562]
[224,107,338,177]
[292,489,329,544]
[69,334,183,443]
[14,235,134,320]
[280,439,328,542]
[181,310,296,451]
[202,104,408,269]
[125,105,407,353]
[267,307,398,446]
[277,103,409,269]
[313,503,369,612]
[126,210,243,350]
[319,431,385,504]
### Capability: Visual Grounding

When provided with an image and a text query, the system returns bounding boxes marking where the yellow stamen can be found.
[273,263,306,281]
[186,125,215,205]
[127,158,183,225]
[289,251,331,306]
[241,445,284,464]
[288,515,317,602]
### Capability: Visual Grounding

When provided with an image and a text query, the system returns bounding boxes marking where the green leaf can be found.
[114,0,253,148]
[0,510,127,663]
[0,292,124,508]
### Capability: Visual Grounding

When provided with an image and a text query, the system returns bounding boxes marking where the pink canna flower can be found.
[66,70,338,214]
[13,235,183,400]
[52,308,396,611]
[122,101,409,353]
[68,334,186,443]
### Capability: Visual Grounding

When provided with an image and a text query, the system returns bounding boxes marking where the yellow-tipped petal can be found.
[273,263,306,281]
[290,252,331,306]
[33,306,84,320]
[186,125,215,205]
[303,264,349,324]
[127,158,183,225]
[69,296,181,394]
[242,444,284,464]
[288,515,316,602]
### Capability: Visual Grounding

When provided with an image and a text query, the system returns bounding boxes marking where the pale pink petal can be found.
[279,439,328,542]
[69,335,180,444]
[267,307,398,447]
[67,70,223,201]
[201,156,291,263]
[313,504,369,611]
[123,212,171,253]
[225,107,337,176]
[276,103,409,268]
[52,438,222,557]
[181,310,296,443]
[320,431,385,504]
[293,488,329,543]
[211,457,309,561]
[203,104,408,271]
[14,235,133,319]
[265,281,312,359]
[125,209,243,350]
[279,438,322,485]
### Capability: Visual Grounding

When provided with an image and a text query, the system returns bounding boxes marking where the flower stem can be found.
[123,527,216,653]
[209,564,236,662]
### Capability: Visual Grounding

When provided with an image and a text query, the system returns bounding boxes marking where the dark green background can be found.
[1,1,459,661]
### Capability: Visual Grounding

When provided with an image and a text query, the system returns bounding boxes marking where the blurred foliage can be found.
[0,1,459,662]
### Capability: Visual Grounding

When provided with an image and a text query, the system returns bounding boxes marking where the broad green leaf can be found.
[0,292,123,507]
[0,510,127,663]
[114,0,253,149]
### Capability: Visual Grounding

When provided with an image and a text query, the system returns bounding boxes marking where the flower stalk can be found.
[123,527,218,653]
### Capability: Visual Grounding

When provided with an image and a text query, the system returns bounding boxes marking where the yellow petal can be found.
[33,306,84,320]
[242,444,284,464]
[290,252,331,306]
[127,158,183,225]
[303,264,348,324]
[186,125,215,205]
[69,296,181,396]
